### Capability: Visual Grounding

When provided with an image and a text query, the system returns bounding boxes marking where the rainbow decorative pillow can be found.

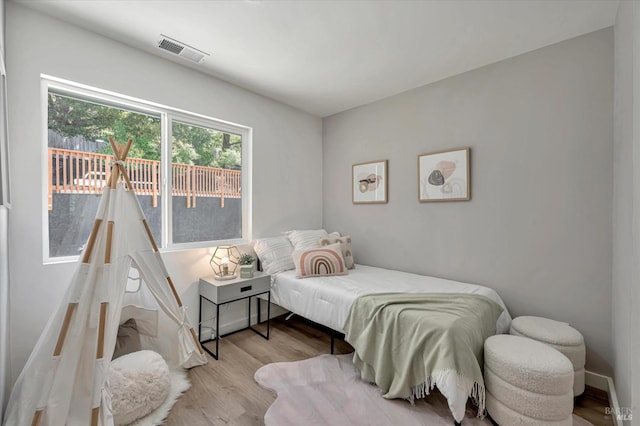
[319,236,354,269]
[292,243,348,279]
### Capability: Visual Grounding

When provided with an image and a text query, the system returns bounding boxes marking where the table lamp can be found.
[210,245,240,280]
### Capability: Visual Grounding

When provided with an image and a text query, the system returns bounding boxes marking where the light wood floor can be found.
[167,316,612,426]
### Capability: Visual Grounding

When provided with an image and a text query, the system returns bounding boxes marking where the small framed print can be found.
[418,147,470,202]
[352,160,387,204]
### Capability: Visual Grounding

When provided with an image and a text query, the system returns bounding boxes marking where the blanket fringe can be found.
[408,369,486,418]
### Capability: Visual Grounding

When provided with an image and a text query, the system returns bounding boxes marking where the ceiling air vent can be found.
[157,35,209,64]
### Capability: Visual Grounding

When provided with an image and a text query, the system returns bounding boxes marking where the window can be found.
[171,121,242,243]
[44,76,250,261]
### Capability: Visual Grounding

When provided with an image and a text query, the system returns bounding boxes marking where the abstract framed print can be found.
[418,147,470,202]
[352,160,387,204]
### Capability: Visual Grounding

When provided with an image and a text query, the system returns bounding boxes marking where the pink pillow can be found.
[292,243,348,278]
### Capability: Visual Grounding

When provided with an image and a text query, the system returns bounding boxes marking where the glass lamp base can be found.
[214,274,236,281]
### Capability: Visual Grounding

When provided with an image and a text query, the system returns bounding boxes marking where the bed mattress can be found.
[270,264,512,422]
[271,264,512,335]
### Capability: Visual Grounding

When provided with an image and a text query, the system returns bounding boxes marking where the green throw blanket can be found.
[343,293,504,416]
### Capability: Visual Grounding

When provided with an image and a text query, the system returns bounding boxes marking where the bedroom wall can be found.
[5,3,322,381]
[323,29,614,373]
[612,0,639,413]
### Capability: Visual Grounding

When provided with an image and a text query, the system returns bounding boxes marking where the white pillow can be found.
[252,236,295,275]
[285,229,330,251]
[109,350,171,426]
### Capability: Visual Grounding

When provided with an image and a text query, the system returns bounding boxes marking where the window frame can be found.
[41,75,252,264]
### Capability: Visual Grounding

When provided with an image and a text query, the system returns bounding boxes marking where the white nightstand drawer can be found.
[199,273,270,304]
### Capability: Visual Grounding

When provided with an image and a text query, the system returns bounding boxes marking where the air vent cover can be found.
[157,35,209,64]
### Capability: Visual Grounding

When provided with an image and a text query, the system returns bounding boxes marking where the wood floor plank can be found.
[166,315,609,426]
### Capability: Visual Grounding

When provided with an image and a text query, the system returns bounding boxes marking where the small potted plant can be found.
[238,253,256,278]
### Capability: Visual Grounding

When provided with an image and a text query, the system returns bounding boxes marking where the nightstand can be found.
[198,272,271,360]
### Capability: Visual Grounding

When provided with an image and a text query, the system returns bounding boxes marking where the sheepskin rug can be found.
[255,353,594,426]
[109,350,190,426]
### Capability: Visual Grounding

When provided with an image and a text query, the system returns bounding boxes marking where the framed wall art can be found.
[352,160,387,204]
[418,147,470,202]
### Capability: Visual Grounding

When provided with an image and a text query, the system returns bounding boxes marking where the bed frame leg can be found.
[330,334,335,354]
[454,421,461,426]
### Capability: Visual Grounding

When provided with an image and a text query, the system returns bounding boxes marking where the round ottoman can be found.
[509,316,586,396]
[484,334,574,426]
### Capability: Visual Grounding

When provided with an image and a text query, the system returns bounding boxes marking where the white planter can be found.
[239,264,254,278]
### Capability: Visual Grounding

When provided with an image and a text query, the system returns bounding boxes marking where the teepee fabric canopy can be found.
[4,138,207,426]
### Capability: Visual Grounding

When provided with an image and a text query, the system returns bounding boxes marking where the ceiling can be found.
[15,0,619,117]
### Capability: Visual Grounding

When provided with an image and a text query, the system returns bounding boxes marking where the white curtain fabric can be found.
[3,185,207,426]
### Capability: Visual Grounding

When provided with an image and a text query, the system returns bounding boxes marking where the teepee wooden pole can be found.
[107,138,121,189]
[104,221,114,264]
[96,302,108,359]
[54,303,78,356]
[121,138,132,159]
[34,301,78,424]
[109,138,135,191]
[88,301,108,426]
[142,220,159,252]
[166,277,183,307]
[107,137,130,190]
[116,143,133,190]
[190,328,204,354]
[91,407,99,426]
[31,409,43,426]
[82,219,103,264]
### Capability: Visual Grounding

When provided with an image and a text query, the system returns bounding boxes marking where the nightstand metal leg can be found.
[199,298,220,360]
[266,292,271,339]
[257,297,261,324]
[198,296,202,345]
[248,293,270,341]
[214,303,220,359]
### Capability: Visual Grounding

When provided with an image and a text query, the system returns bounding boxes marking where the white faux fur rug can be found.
[255,354,594,426]
[128,368,191,426]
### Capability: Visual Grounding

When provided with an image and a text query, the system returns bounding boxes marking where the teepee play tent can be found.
[4,138,207,426]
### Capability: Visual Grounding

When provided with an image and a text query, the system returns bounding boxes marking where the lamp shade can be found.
[210,245,240,280]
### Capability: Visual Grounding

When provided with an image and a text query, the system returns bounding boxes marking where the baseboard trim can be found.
[585,371,621,426]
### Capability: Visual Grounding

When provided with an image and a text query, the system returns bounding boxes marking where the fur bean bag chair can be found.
[109,350,171,426]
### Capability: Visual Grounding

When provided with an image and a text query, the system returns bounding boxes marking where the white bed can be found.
[270,264,512,423]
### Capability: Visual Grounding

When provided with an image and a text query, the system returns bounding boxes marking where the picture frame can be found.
[418,147,470,202]
[352,160,388,204]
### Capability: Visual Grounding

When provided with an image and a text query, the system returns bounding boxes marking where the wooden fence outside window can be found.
[47,148,241,210]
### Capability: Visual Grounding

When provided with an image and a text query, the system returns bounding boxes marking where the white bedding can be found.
[270,264,513,423]
[271,264,511,335]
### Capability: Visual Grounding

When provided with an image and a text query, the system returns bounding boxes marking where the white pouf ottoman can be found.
[484,334,574,426]
[109,350,171,426]
[509,316,586,396]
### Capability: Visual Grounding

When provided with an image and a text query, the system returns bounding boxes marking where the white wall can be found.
[612,0,640,414]
[323,29,614,374]
[5,3,322,381]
